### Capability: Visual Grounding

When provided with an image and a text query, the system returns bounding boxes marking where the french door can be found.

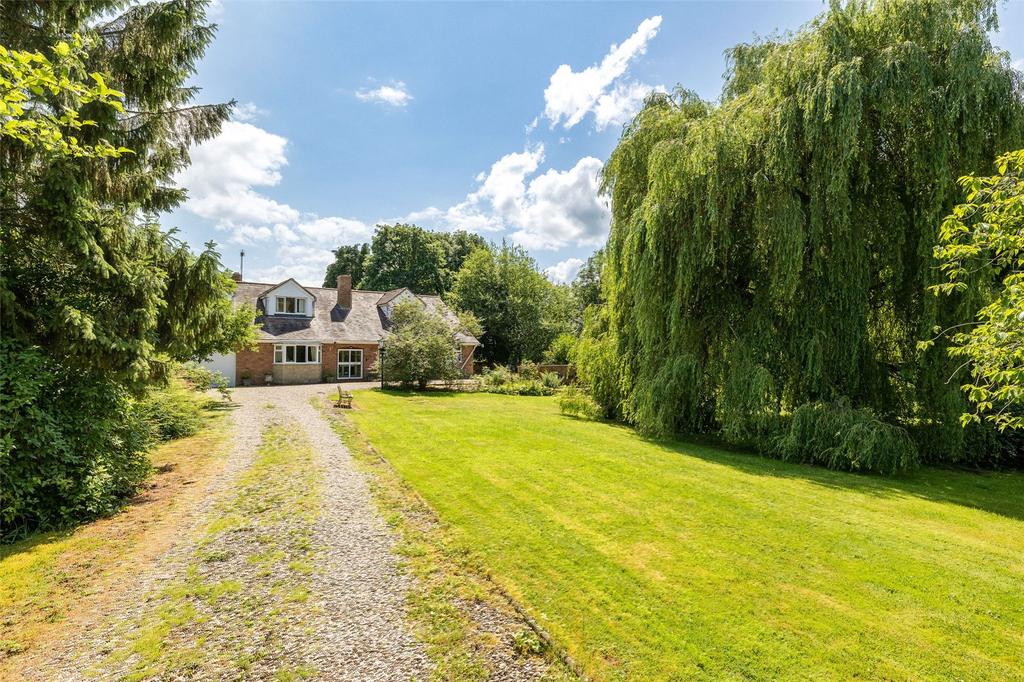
[337,348,363,379]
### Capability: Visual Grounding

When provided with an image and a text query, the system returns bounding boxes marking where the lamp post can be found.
[378,339,385,389]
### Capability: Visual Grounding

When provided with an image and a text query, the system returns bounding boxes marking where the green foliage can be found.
[574,306,621,420]
[358,224,487,295]
[584,0,1024,467]
[177,361,231,400]
[322,243,369,288]
[0,1,252,537]
[136,379,206,442]
[771,401,920,475]
[571,248,605,316]
[379,300,462,389]
[479,364,513,386]
[926,148,1024,431]
[517,360,541,380]
[451,243,573,365]
[0,36,131,158]
[478,365,556,396]
[543,332,577,364]
[0,341,151,541]
[541,371,562,389]
[511,630,545,657]
[558,386,601,420]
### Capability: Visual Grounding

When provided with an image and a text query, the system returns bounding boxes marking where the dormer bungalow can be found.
[202,275,480,386]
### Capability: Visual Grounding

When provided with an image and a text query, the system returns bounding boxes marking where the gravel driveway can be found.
[259,383,431,679]
[21,382,430,681]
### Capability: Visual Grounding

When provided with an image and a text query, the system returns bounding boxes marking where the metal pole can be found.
[240,250,245,279]
[379,341,384,389]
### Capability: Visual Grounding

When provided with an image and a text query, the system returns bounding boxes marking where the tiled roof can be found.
[232,281,480,345]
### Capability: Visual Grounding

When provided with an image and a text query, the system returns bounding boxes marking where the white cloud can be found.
[1012,57,1024,72]
[176,119,372,286]
[249,244,338,287]
[543,16,663,131]
[545,258,585,284]
[177,121,298,232]
[233,101,267,122]
[294,216,371,243]
[406,146,610,251]
[512,156,610,250]
[355,81,413,107]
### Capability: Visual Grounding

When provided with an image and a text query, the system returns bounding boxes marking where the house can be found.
[202,275,480,386]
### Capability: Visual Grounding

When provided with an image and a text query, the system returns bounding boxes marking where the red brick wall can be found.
[236,344,274,385]
[321,343,379,381]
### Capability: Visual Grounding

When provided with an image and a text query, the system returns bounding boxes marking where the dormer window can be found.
[276,296,307,315]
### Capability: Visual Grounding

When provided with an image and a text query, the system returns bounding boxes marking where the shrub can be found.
[178,362,231,400]
[511,629,545,657]
[558,386,601,420]
[379,300,462,389]
[0,342,152,541]
[136,379,206,441]
[544,333,577,364]
[771,401,920,475]
[541,371,562,389]
[480,365,514,388]
[517,360,541,380]
[478,365,558,396]
[482,380,555,396]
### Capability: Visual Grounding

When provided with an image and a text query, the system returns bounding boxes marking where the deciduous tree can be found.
[379,300,462,389]
[451,243,571,365]
[926,148,1024,431]
[582,0,1024,469]
[356,224,487,295]
[322,243,369,288]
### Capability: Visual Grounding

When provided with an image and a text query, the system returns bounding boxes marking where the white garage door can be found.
[201,353,236,387]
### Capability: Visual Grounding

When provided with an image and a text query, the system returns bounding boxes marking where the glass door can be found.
[337,348,363,379]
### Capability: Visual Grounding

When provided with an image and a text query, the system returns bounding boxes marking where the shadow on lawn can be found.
[653,433,1024,523]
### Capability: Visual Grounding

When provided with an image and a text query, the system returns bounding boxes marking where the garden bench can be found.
[335,389,354,409]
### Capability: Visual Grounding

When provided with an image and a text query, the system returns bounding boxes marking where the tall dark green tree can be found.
[0,0,255,537]
[357,223,487,295]
[582,0,1024,469]
[572,248,605,316]
[323,243,369,288]
[451,243,572,365]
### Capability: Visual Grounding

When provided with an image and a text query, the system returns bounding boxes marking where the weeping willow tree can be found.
[586,0,1024,471]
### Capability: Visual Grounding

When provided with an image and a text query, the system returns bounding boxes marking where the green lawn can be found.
[346,390,1024,681]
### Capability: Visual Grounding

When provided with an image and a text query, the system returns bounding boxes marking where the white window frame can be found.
[275,296,307,315]
[273,343,321,364]
[337,348,363,379]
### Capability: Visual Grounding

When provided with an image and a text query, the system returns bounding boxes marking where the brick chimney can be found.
[231,271,242,282]
[336,274,352,308]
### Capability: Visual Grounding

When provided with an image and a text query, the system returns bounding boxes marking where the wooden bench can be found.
[335,389,353,409]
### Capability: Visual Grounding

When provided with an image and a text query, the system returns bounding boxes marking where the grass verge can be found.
[344,389,1024,681]
[0,402,231,674]
[314,395,577,682]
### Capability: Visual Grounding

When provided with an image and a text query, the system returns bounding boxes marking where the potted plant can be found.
[264,372,273,384]
[240,370,252,387]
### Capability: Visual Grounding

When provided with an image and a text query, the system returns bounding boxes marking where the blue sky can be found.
[170,0,1024,287]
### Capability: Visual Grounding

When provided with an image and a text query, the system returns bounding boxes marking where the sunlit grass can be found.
[347,390,1024,681]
